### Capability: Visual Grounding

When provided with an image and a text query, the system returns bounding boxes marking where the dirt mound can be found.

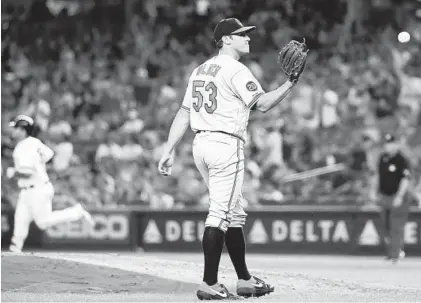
[2,254,197,297]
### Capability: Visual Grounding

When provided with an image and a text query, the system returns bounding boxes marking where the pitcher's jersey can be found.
[181,54,265,141]
[13,136,54,188]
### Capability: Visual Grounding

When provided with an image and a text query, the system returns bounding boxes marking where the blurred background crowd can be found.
[2,0,421,210]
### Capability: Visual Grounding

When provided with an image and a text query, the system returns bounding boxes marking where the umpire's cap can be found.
[213,18,256,43]
[9,115,35,135]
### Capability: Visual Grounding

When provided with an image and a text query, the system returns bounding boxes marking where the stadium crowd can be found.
[2,0,421,209]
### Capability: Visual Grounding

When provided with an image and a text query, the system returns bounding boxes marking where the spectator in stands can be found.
[320,89,340,128]
[51,133,75,173]
[94,168,117,207]
[257,120,285,174]
[95,132,121,164]
[243,161,261,207]
[259,165,285,205]
[119,109,145,134]
[119,134,144,162]
[26,99,51,132]
[48,119,72,139]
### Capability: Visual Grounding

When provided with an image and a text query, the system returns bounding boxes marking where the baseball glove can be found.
[278,38,308,83]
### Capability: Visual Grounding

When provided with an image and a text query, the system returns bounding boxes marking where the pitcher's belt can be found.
[196,130,245,143]
[20,181,51,190]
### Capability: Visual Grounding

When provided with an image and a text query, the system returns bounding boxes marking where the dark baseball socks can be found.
[202,226,225,285]
[225,227,252,281]
[202,226,252,286]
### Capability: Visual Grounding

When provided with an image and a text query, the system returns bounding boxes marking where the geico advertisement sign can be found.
[46,214,129,240]
[143,219,350,244]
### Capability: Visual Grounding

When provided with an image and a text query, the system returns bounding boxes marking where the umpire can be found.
[369,133,412,262]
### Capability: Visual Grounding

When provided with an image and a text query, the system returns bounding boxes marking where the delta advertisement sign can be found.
[139,211,421,255]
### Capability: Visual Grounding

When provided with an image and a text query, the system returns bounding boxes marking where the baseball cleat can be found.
[77,203,95,227]
[236,276,274,298]
[196,282,242,300]
[399,250,406,259]
[9,244,22,253]
[385,250,406,263]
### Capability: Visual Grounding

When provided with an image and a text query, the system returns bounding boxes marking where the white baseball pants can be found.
[193,131,247,232]
[10,182,84,252]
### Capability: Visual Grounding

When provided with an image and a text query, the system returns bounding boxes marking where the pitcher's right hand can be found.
[158,150,174,176]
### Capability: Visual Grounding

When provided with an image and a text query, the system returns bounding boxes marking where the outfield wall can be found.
[2,205,421,255]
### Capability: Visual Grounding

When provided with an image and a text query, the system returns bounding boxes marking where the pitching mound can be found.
[2,252,421,302]
[1,253,197,302]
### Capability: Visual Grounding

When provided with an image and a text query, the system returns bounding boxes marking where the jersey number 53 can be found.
[192,80,218,114]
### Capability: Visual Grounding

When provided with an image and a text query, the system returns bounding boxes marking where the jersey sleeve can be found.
[37,140,55,163]
[231,67,265,109]
[181,77,193,112]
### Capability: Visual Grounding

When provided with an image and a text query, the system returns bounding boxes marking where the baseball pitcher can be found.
[6,115,95,253]
[158,18,307,300]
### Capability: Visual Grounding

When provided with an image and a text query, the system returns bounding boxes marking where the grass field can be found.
[2,251,421,302]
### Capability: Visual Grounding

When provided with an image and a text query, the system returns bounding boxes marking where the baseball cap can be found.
[9,115,34,128]
[213,18,256,43]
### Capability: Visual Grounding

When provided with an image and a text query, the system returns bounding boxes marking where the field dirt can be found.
[2,251,421,302]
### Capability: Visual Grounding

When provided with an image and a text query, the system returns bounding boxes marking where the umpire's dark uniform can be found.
[375,134,412,260]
